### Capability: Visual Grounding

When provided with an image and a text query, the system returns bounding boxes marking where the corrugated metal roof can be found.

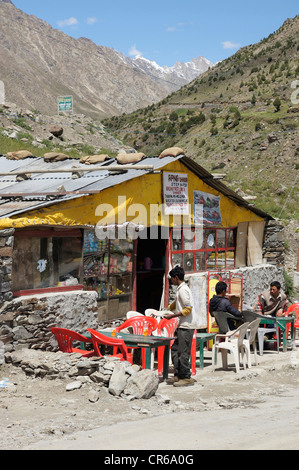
[0,154,180,218]
[0,154,272,220]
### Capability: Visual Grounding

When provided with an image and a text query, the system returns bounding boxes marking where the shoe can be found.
[166,376,179,385]
[173,378,194,387]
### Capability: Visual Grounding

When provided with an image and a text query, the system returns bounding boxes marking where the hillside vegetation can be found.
[103,16,299,221]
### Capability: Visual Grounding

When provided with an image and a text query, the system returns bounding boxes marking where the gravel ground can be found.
[1,343,298,451]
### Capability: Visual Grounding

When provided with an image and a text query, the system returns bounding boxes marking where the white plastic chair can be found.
[243,319,261,368]
[212,322,250,373]
[126,311,144,319]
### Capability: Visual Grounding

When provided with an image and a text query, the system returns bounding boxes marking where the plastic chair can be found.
[191,330,198,376]
[116,316,158,368]
[156,317,178,377]
[242,310,280,355]
[212,310,243,334]
[284,303,299,339]
[51,327,95,357]
[212,322,250,373]
[243,319,261,367]
[87,328,133,364]
[126,311,144,319]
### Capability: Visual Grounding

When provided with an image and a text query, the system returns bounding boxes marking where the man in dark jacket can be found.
[209,281,242,330]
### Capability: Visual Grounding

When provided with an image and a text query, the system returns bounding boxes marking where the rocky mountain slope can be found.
[103,16,299,223]
[0,1,211,118]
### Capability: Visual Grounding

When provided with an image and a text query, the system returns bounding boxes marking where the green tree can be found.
[169,111,178,122]
[273,97,281,112]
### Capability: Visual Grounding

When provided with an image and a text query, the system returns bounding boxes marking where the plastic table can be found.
[88,330,174,380]
[256,316,295,353]
[276,316,295,351]
[195,332,216,368]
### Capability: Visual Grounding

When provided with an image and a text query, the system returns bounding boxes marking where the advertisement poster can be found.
[193,190,222,225]
[163,172,189,215]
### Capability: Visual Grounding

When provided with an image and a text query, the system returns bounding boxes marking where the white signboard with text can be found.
[163,172,189,215]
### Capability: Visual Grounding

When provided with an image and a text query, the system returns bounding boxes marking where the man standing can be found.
[164,266,196,387]
[258,281,287,317]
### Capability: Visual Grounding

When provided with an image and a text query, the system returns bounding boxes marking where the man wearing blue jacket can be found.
[209,281,242,330]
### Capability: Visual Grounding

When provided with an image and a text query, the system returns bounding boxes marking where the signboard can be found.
[193,190,222,225]
[163,172,189,215]
[0,80,5,105]
[58,96,73,113]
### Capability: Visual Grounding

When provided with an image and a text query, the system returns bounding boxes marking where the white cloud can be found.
[129,44,143,58]
[221,40,241,50]
[57,17,79,27]
[86,17,98,25]
[167,26,176,32]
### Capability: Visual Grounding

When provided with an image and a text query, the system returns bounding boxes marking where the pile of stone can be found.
[4,349,159,400]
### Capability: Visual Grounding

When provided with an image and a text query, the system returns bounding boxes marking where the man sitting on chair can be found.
[209,281,242,330]
[257,281,287,317]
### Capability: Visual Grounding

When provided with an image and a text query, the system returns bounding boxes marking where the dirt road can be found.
[1,347,298,451]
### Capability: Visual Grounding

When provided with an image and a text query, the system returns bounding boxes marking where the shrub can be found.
[169,111,178,122]
[273,97,281,112]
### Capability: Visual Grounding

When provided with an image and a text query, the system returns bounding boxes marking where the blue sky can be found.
[12,0,299,66]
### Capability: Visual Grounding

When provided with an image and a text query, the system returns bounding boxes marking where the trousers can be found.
[171,328,195,379]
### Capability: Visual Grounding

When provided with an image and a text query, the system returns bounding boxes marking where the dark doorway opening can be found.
[136,229,167,314]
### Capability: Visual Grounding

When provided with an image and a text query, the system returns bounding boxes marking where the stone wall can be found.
[263,220,285,267]
[0,228,14,307]
[181,264,285,329]
[0,291,98,353]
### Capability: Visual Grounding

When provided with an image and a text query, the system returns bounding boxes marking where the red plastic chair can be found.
[116,316,158,368]
[116,316,158,335]
[51,327,95,357]
[87,329,133,364]
[191,330,197,376]
[156,318,178,377]
[284,303,299,339]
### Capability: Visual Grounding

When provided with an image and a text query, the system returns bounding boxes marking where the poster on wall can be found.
[163,172,189,215]
[193,190,222,225]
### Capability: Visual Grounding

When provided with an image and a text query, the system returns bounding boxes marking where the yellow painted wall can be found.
[0,160,263,230]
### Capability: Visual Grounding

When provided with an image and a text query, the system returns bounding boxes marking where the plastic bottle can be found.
[111,322,117,337]
[143,321,149,337]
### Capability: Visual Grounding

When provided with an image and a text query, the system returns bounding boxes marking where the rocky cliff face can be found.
[0,2,211,117]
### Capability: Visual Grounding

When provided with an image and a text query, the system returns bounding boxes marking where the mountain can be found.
[0,1,211,118]
[103,16,299,224]
[120,54,213,93]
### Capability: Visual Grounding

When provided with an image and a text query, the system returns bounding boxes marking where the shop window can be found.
[83,230,134,318]
[12,230,83,294]
[171,227,236,272]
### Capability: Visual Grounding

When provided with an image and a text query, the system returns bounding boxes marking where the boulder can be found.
[49,126,63,138]
[66,381,82,391]
[124,369,159,399]
[108,362,128,396]
[268,133,278,143]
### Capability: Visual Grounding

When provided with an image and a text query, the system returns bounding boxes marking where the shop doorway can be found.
[136,231,167,314]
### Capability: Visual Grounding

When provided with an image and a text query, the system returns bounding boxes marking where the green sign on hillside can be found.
[58,96,73,113]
